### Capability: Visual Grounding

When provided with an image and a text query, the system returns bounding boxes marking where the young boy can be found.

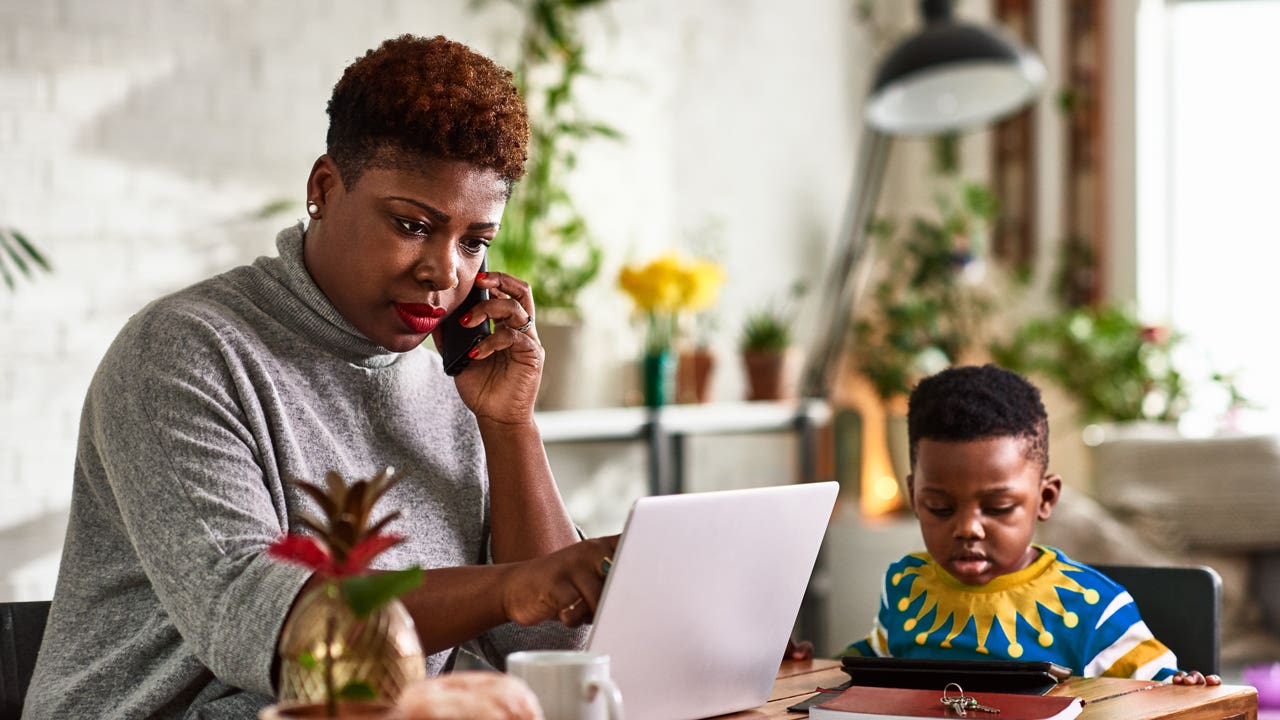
[843,365,1219,685]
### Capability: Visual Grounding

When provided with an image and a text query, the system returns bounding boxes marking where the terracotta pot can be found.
[277,583,425,707]
[742,349,790,401]
[259,700,394,719]
[676,348,716,403]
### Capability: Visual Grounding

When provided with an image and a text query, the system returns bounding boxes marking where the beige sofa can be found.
[1037,428,1280,665]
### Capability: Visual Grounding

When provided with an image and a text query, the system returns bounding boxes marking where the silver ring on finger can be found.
[515,314,535,334]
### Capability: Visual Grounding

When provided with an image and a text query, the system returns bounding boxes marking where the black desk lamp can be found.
[800,0,1046,399]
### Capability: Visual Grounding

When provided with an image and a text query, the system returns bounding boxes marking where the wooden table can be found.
[719,659,1259,719]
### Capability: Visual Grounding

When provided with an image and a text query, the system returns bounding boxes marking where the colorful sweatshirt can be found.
[843,546,1180,680]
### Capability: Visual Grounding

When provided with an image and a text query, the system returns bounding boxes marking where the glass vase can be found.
[642,349,677,408]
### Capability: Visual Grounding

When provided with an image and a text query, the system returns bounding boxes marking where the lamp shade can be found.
[800,0,1046,400]
[865,0,1045,135]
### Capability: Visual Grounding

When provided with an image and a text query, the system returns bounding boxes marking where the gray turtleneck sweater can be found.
[23,224,582,720]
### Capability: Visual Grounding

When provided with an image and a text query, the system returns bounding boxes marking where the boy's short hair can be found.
[326,34,529,193]
[907,364,1049,472]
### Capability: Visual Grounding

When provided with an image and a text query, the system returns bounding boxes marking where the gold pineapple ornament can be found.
[269,468,426,716]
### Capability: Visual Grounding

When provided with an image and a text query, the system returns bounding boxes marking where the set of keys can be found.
[940,683,1001,716]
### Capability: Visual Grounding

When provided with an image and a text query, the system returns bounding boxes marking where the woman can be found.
[24,34,614,720]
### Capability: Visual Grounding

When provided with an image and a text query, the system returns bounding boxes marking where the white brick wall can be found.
[0,0,870,598]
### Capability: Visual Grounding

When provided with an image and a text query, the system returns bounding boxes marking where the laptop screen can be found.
[585,481,838,720]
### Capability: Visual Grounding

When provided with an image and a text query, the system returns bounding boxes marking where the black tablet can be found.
[786,657,1071,714]
[840,656,1072,695]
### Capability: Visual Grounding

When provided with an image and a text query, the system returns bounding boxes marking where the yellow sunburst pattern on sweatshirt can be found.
[893,551,1101,658]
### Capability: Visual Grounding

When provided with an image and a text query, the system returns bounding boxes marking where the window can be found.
[1137,0,1280,431]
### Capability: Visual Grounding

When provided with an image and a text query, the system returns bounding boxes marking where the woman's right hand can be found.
[502,535,620,627]
[448,270,545,425]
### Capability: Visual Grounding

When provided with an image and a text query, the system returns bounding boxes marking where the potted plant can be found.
[739,281,806,402]
[675,223,726,404]
[262,468,426,719]
[853,180,1002,403]
[474,0,622,409]
[990,303,1247,427]
[850,172,1005,486]
[677,315,718,404]
[618,251,724,407]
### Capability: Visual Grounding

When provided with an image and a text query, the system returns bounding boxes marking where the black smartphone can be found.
[438,259,491,376]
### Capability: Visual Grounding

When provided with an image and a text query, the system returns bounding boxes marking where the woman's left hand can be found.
[442,270,543,423]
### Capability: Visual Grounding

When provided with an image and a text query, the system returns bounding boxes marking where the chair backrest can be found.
[1093,564,1220,676]
[0,600,51,720]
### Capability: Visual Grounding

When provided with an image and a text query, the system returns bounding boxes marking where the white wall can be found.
[0,0,872,593]
[1,5,1087,653]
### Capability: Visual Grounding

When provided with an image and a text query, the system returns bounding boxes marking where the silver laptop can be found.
[586,481,839,720]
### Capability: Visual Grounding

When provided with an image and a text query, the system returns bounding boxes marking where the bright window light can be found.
[1139,0,1280,431]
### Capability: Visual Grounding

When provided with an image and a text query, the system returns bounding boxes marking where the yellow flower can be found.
[618,251,724,352]
[678,257,724,312]
[618,252,723,314]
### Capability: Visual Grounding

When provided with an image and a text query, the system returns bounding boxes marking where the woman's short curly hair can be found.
[907,364,1050,473]
[326,34,528,191]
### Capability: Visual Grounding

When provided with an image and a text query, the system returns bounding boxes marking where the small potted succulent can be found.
[261,468,426,719]
[739,281,806,402]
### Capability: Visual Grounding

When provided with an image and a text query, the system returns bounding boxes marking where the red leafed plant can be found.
[270,468,409,578]
[268,468,425,715]
[269,467,423,615]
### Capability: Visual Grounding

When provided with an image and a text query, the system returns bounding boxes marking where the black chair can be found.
[0,600,51,720]
[1093,564,1220,676]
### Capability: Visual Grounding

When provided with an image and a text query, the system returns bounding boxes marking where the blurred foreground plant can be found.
[1,226,51,291]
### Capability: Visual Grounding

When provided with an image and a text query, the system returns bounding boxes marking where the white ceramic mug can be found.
[506,650,624,720]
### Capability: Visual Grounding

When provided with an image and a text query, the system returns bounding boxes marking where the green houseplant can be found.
[740,282,806,401]
[991,204,1247,428]
[474,0,621,316]
[850,164,1006,491]
[853,179,1002,404]
[740,308,791,354]
[991,304,1247,425]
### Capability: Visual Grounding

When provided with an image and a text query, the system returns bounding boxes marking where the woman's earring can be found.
[306,200,320,218]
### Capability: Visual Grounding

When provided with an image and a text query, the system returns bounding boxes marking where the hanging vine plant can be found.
[472,0,622,316]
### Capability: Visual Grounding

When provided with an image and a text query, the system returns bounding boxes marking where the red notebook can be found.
[809,684,1083,720]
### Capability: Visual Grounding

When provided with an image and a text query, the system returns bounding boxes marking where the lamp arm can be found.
[800,126,893,399]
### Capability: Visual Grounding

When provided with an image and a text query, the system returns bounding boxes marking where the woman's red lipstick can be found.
[394,302,447,334]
